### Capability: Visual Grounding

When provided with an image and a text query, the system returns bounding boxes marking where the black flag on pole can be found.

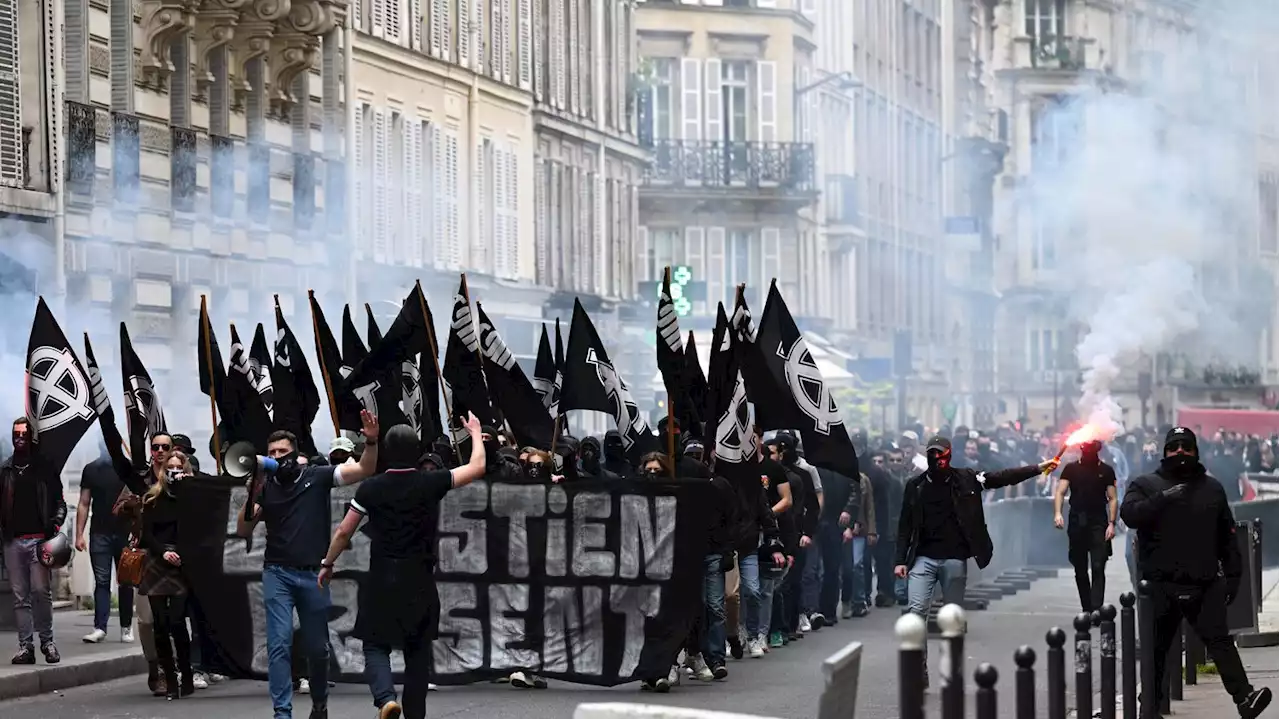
[119,323,167,472]
[83,333,136,485]
[248,324,275,417]
[442,276,495,447]
[708,302,759,489]
[753,280,860,480]
[24,298,96,474]
[476,303,554,449]
[532,324,558,419]
[339,304,404,428]
[365,304,383,348]
[225,324,274,453]
[561,298,657,465]
[683,330,708,430]
[308,294,360,432]
[272,300,321,456]
[656,269,701,439]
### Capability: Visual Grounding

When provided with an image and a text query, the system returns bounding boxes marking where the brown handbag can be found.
[117,538,146,587]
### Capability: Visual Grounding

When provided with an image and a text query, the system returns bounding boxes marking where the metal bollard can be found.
[1185,625,1204,686]
[938,604,967,719]
[1138,580,1158,719]
[1120,592,1137,719]
[1014,646,1037,719]
[975,663,999,719]
[1047,627,1068,719]
[896,613,927,719]
[1099,604,1117,719]
[1074,612,1094,719]
[1167,620,1183,702]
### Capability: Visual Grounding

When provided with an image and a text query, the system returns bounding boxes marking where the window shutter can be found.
[507,150,520,279]
[431,123,444,264]
[458,0,470,67]
[704,58,722,143]
[532,0,543,100]
[406,119,425,267]
[491,146,504,276]
[410,0,422,49]
[470,0,483,73]
[429,0,443,57]
[577,168,589,291]
[489,0,502,79]
[683,227,704,305]
[373,109,390,262]
[501,0,513,84]
[534,156,547,283]
[761,227,780,290]
[385,0,402,43]
[568,0,579,115]
[799,65,813,143]
[757,60,776,142]
[593,171,604,294]
[680,58,702,141]
[475,140,488,273]
[353,105,367,257]
[706,226,725,313]
[552,0,565,109]
[549,162,562,286]
[518,0,531,90]
[354,0,362,32]
[635,225,649,288]
[372,0,385,38]
[443,130,462,270]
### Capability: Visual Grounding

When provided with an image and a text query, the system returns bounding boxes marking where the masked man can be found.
[237,411,380,719]
[1121,427,1272,719]
[0,418,66,664]
[1053,440,1118,613]
[894,435,1057,684]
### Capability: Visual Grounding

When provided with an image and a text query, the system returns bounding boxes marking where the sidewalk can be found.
[1172,643,1279,716]
[0,609,146,700]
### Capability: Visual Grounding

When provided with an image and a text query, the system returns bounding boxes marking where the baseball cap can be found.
[1164,426,1197,452]
[925,435,952,453]
[329,437,356,454]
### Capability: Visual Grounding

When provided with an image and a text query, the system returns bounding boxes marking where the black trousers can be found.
[1147,579,1252,712]
[784,545,807,632]
[148,595,191,676]
[1068,519,1111,612]
[873,538,897,599]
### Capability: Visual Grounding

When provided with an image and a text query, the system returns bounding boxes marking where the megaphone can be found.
[224,441,279,479]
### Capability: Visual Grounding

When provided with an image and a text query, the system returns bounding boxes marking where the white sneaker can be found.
[666,664,682,686]
[120,626,134,643]
[427,682,438,691]
[798,615,812,633]
[748,638,765,658]
[689,654,713,682]
[206,673,228,683]
[82,629,107,643]
[192,673,209,690]
[297,678,311,694]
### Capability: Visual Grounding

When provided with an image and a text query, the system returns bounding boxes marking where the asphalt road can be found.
[0,566,1106,719]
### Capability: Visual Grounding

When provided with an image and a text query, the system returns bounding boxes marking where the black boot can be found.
[147,661,160,694]
[162,660,180,701]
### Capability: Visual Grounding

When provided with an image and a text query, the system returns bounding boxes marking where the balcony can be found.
[640,139,817,215]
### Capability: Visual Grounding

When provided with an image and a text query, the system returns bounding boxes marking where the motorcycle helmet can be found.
[37,532,74,569]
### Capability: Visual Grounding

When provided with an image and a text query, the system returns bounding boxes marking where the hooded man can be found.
[894,435,1058,685]
[1053,440,1118,613]
[320,415,487,719]
[0,417,67,665]
[601,430,631,478]
[1120,427,1272,719]
[480,425,520,481]
[577,437,620,480]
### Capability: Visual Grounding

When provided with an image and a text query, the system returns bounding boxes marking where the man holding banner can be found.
[319,414,486,719]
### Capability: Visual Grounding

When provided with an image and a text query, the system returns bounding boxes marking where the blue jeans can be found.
[849,536,868,609]
[906,556,967,619]
[263,564,331,718]
[4,539,53,648]
[737,552,762,638]
[89,533,133,632]
[365,642,432,719]
[701,554,726,665]
[759,563,787,636]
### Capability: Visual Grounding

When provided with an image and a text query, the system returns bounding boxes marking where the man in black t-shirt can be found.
[74,441,134,644]
[1053,440,1118,613]
[237,411,380,719]
[319,415,486,719]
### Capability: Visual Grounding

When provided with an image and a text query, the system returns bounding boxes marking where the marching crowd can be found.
[0,411,1274,719]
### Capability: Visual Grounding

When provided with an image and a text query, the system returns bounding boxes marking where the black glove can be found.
[1162,483,1190,501]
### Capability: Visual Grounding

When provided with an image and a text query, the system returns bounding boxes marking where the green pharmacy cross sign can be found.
[660,265,694,317]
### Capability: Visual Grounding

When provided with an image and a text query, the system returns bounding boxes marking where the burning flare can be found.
[1044,424,1104,472]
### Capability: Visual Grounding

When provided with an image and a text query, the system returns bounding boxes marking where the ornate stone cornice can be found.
[266,0,342,113]
[193,0,250,97]
[228,0,291,106]
[139,0,200,83]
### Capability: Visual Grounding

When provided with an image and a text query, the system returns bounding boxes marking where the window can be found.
[726,230,759,301]
[722,60,749,142]
[1026,327,1066,373]
[1030,213,1055,271]
[1025,0,1064,45]
[649,58,676,140]
[1031,96,1075,172]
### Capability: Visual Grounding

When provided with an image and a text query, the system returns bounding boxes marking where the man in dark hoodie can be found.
[480,425,521,482]
[1121,427,1272,719]
[577,437,621,480]
[601,430,632,478]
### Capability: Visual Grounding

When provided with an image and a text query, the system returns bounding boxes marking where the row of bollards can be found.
[896,580,1198,719]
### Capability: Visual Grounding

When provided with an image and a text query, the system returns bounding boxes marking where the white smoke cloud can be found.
[1012,1,1278,438]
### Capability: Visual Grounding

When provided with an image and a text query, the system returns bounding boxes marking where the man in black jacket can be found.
[894,435,1055,680]
[1120,427,1272,719]
[0,418,67,665]
[1053,440,1118,612]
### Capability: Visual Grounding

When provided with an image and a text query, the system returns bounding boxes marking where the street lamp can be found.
[795,70,861,98]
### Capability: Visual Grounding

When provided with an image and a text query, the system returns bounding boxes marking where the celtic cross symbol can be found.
[777,337,842,435]
[124,375,165,438]
[27,346,95,432]
[274,328,292,368]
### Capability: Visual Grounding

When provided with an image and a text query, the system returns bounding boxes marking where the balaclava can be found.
[602,430,625,463]
[1080,440,1102,464]
[1161,426,1201,476]
[925,435,952,474]
[480,425,501,469]
[579,436,603,473]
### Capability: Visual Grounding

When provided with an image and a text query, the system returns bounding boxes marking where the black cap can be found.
[1164,426,1198,452]
[925,435,952,453]
[171,433,194,452]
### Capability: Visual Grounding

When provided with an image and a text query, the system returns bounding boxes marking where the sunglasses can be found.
[152,443,172,452]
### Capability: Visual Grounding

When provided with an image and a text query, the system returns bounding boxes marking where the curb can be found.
[0,652,147,701]
[1237,631,1279,648]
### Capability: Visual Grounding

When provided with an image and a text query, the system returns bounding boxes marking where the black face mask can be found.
[642,468,662,479]
[1161,452,1198,474]
[165,468,185,483]
[524,462,545,481]
[927,449,951,473]
[483,439,501,465]
[274,452,302,483]
[580,446,599,469]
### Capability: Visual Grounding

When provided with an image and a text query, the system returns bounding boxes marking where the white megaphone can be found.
[224,441,279,479]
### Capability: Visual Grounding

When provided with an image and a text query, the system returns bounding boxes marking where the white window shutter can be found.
[518,0,531,90]
[757,60,777,142]
[354,0,363,32]
[635,225,649,287]
[534,157,546,283]
[372,0,386,37]
[410,0,422,49]
[577,169,589,291]
[458,0,470,67]
[683,227,704,300]
[507,150,520,279]
[704,58,722,143]
[501,0,513,84]
[552,0,565,109]
[386,0,402,44]
[442,130,462,269]
[429,0,443,57]
[475,140,487,273]
[568,0,579,115]
[406,120,424,267]
[761,227,780,290]
[532,0,543,100]
[353,105,367,257]
[490,0,501,79]
[373,109,390,262]
[706,226,725,313]
[431,124,444,263]
[471,0,484,73]
[593,172,605,293]
[680,58,702,141]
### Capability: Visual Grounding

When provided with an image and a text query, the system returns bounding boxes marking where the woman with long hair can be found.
[139,449,194,700]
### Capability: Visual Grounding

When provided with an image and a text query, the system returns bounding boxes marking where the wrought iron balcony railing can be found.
[111,111,140,205]
[642,139,816,192]
[170,126,197,213]
[66,101,96,196]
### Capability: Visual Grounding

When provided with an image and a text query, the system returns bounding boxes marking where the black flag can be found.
[83,334,135,485]
[532,324,559,419]
[197,296,226,415]
[308,293,360,432]
[365,304,383,348]
[561,298,657,465]
[24,298,95,474]
[248,324,275,417]
[553,319,565,418]
[753,280,860,481]
[341,306,367,370]
[272,299,321,456]
[442,276,495,446]
[656,268,701,439]
[225,324,274,453]
[119,323,167,471]
[684,330,709,429]
[708,302,759,489]
[476,303,554,449]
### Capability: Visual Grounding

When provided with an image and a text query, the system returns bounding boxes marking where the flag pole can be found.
[200,295,223,475]
[416,281,461,465]
[663,266,677,478]
[307,290,342,436]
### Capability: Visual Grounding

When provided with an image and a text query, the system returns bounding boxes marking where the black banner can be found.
[177,475,711,686]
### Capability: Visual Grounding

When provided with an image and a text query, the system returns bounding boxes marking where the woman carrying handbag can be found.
[138,449,195,700]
